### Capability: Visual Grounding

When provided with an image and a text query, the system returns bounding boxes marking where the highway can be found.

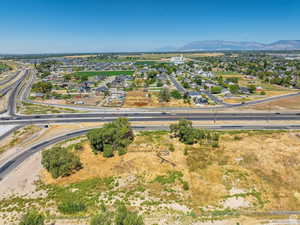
[7,69,30,115]
[0,71,21,86]
[1,112,300,126]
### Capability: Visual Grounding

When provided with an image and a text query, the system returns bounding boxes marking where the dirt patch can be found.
[123,90,194,108]
[241,95,300,110]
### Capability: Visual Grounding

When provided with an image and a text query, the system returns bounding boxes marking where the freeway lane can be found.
[2,124,300,180]
[7,69,30,115]
[2,112,300,120]
[0,71,21,86]
[1,112,300,125]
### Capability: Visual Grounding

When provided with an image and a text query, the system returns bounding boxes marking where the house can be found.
[95,86,109,96]
[195,97,208,104]
[31,92,44,99]
[256,86,263,92]
[74,101,84,104]
[240,87,250,95]
[188,91,201,98]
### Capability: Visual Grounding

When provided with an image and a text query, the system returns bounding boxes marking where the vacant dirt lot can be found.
[124,90,194,108]
[241,94,300,110]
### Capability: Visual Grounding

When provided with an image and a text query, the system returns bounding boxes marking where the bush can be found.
[74,143,83,151]
[115,204,144,225]
[90,212,113,225]
[19,211,44,225]
[169,144,175,152]
[58,201,86,214]
[182,181,189,190]
[260,91,266,95]
[41,147,82,178]
[87,118,134,157]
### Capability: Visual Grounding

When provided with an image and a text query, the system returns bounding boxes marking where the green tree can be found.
[19,211,44,225]
[170,90,182,99]
[247,84,256,93]
[229,84,239,94]
[64,74,72,82]
[210,86,222,94]
[32,81,53,94]
[158,88,171,102]
[41,147,82,178]
[156,80,163,87]
[87,118,134,157]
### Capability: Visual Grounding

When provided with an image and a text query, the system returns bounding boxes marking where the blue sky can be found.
[0,0,299,53]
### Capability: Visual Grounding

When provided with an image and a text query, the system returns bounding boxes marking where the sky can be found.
[0,0,299,54]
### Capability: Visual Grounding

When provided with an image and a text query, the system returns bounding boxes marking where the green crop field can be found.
[71,70,135,78]
[0,63,9,70]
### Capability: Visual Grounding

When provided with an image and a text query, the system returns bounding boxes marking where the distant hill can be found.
[158,40,300,51]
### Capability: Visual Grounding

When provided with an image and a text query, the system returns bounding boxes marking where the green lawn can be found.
[71,70,135,77]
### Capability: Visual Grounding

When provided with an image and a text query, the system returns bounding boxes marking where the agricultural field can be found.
[0,62,10,73]
[1,128,300,224]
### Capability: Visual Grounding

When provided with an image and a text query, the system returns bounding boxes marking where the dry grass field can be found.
[42,130,300,211]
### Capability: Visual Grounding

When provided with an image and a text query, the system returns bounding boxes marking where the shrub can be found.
[212,142,219,148]
[182,181,189,190]
[74,143,83,151]
[115,203,144,225]
[41,147,82,178]
[58,201,86,214]
[90,212,113,225]
[168,144,175,152]
[19,211,44,225]
[260,91,266,95]
[87,118,134,157]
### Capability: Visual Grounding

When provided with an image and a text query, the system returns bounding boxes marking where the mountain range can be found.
[158,40,300,51]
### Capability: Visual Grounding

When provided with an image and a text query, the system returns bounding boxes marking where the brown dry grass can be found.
[241,95,300,110]
[42,130,300,210]
[42,132,188,184]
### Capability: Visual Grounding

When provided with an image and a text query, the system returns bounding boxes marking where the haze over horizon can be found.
[0,0,299,54]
